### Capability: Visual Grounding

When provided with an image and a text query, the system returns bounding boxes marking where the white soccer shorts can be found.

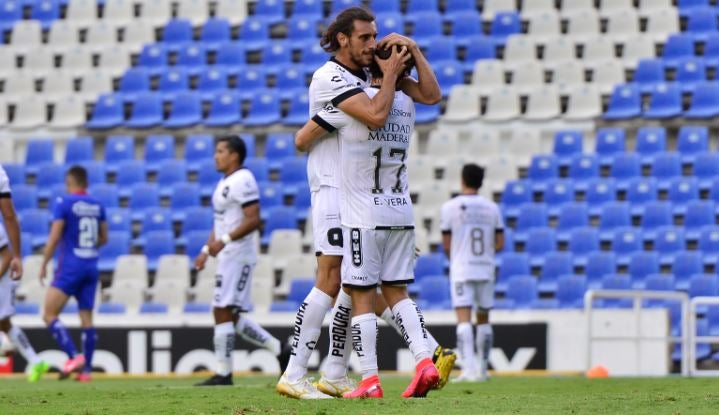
[311,186,344,257]
[341,227,416,288]
[0,275,18,320]
[450,279,495,311]
[212,251,255,311]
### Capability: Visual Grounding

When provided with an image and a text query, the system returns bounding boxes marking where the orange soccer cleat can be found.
[342,375,383,399]
[402,358,440,398]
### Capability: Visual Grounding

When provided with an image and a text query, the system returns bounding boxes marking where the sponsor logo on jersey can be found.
[350,228,362,267]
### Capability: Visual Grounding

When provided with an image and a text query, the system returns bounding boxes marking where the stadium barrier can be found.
[584,289,690,377]
[689,296,719,377]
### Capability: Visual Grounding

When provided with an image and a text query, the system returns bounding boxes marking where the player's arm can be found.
[295,119,331,152]
[380,33,442,105]
[440,203,452,261]
[335,48,410,129]
[442,231,451,260]
[39,220,64,285]
[194,229,215,271]
[97,221,108,248]
[495,230,504,252]
[0,195,23,279]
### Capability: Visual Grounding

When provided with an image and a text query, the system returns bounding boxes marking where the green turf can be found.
[1,375,718,415]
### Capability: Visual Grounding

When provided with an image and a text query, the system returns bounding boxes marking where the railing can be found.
[689,296,719,377]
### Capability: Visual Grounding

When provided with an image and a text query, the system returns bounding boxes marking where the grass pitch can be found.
[1,374,718,415]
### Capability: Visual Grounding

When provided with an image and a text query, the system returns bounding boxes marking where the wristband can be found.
[201,245,210,255]
[220,234,232,244]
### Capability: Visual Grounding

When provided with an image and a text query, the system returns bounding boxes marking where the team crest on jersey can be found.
[222,186,229,198]
[331,75,342,83]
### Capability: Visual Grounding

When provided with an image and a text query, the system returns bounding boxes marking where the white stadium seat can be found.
[17,256,50,304]
[418,182,452,221]
[22,48,56,77]
[85,23,119,53]
[43,71,75,102]
[148,280,186,312]
[485,155,517,193]
[542,37,576,68]
[503,36,536,68]
[104,280,146,311]
[62,47,95,77]
[177,0,210,26]
[560,0,594,17]
[275,254,314,297]
[591,60,626,94]
[103,0,135,27]
[566,10,600,42]
[0,100,7,127]
[443,85,481,122]
[3,72,36,103]
[644,9,680,42]
[0,48,18,78]
[511,61,545,94]
[10,97,46,131]
[251,270,274,313]
[471,60,505,94]
[426,129,461,161]
[47,21,80,53]
[79,70,113,102]
[563,84,602,121]
[98,46,132,78]
[66,0,99,28]
[10,20,42,52]
[482,0,517,20]
[154,255,191,287]
[268,229,303,263]
[620,36,656,68]
[599,0,634,17]
[581,37,616,68]
[482,87,520,122]
[406,155,436,186]
[112,255,150,286]
[139,0,172,27]
[523,85,560,121]
[466,130,502,163]
[216,0,248,26]
[122,21,157,53]
[605,10,639,42]
[638,0,672,17]
[521,0,555,19]
[527,11,561,42]
[508,129,543,168]
[551,60,585,91]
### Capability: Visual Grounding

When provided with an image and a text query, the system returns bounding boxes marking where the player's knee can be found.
[0,319,11,332]
[42,312,58,326]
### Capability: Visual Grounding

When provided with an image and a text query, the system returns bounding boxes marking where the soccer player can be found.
[296,53,440,398]
[440,164,504,382]
[194,135,287,386]
[40,166,107,382]
[0,164,49,382]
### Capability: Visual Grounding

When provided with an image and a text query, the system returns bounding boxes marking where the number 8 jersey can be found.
[314,87,416,229]
[440,195,504,282]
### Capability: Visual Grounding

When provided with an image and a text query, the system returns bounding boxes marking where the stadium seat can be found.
[156,160,188,194]
[215,43,246,75]
[567,155,599,192]
[106,208,130,233]
[626,178,658,216]
[633,59,665,93]
[599,202,632,241]
[265,133,295,164]
[556,275,587,308]
[412,14,444,47]
[184,135,214,173]
[666,178,699,217]
[104,280,145,312]
[144,135,175,173]
[640,201,673,241]
[287,16,319,49]
[415,253,445,281]
[661,34,694,68]
[245,158,270,183]
[526,228,557,267]
[197,68,230,101]
[128,183,160,221]
[644,83,683,119]
[686,81,719,118]
[143,231,175,272]
[552,131,583,166]
[538,252,573,294]
[527,155,558,192]
[279,157,308,194]
[598,274,633,308]
[115,160,147,197]
[585,251,617,289]
[654,227,686,265]
[604,84,641,120]
[90,184,119,208]
[505,276,539,309]
[262,206,298,245]
[543,180,574,217]
[11,185,38,213]
[287,279,315,304]
[244,90,281,127]
[137,44,168,77]
[30,0,61,30]
[635,127,667,165]
[197,160,222,197]
[568,227,599,267]
[127,94,164,129]
[99,231,130,272]
[689,274,719,299]
[157,68,190,101]
[104,135,134,174]
[87,94,125,130]
[36,163,66,199]
[19,209,50,247]
[164,93,202,129]
[556,203,589,243]
[181,206,213,234]
[239,18,269,52]
[169,183,201,222]
[609,153,641,188]
[25,139,55,176]
[182,229,210,257]
[670,252,703,293]
[283,93,310,126]
[501,180,532,220]
[677,126,709,165]
[489,11,521,43]
[276,66,306,100]
[496,252,529,294]
[595,128,626,167]
[692,154,719,191]
[515,204,548,243]
[205,92,242,127]
[684,201,716,241]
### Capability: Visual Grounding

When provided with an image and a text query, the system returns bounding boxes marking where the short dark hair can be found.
[369,46,415,80]
[216,135,247,165]
[462,163,484,189]
[320,7,375,53]
[66,165,88,188]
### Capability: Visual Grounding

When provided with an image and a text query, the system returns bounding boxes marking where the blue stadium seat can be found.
[434,60,463,97]
[259,182,283,211]
[143,231,175,272]
[704,33,719,68]
[64,137,93,166]
[287,16,319,49]
[293,183,311,220]
[197,68,230,101]
[461,35,495,71]
[686,81,719,118]
[528,155,558,192]
[181,302,209,313]
[265,133,295,164]
[689,274,719,298]
[667,177,699,217]
[262,206,297,245]
[236,66,268,100]
[506,276,539,309]
[450,14,483,48]
[678,0,711,16]
[291,0,322,18]
[672,251,704,291]
[86,93,125,130]
[375,13,405,38]
[98,302,127,314]
[685,7,717,42]
[661,34,695,68]
[543,180,574,217]
[603,84,641,120]
[118,68,151,104]
[19,209,50,247]
[599,202,632,242]
[677,125,709,165]
[598,274,632,308]
[635,126,666,165]
[127,93,164,129]
[144,135,175,173]
[489,12,521,44]
[684,201,716,241]
[89,183,119,208]
[556,275,586,309]
[423,36,457,63]
[78,161,105,187]
[514,204,548,243]
[287,279,315,304]
[156,159,188,195]
[240,134,256,158]
[31,0,60,29]
[692,154,719,192]
[331,0,361,15]
[640,201,673,242]
[503,228,515,253]
[137,44,168,77]
[633,59,665,93]
[140,302,168,314]
[181,206,213,235]
[556,203,589,243]
[501,180,531,220]
[261,41,293,75]
[610,227,642,267]
[644,83,683,119]
[526,227,556,267]
[115,160,146,197]
[699,226,719,267]
[3,164,25,186]
[198,160,222,197]
[496,252,529,294]
[568,227,599,267]
[162,18,193,50]
[185,134,214,173]
[609,153,641,190]
[675,58,707,93]
[215,43,246,76]
[568,155,599,192]
[709,306,719,336]
[176,44,207,76]
[626,178,658,216]
[0,1,23,33]
[99,231,130,272]
[169,183,201,222]
[585,251,616,289]
[407,0,438,15]
[205,92,242,127]
[654,227,685,265]
[11,185,37,213]
[183,229,209,256]
[279,156,308,193]
[276,65,306,99]
[36,163,66,199]
[245,157,269,182]
[140,207,172,236]
[200,18,232,52]
[552,130,583,166]
[254,0,285,24]
[104,135,134,174]
[538,251,572,294]
[415,253,445,281]
[412,13,444,47]
[165,93,202,129]
[300,43,329,73]
[157,68,190,101]
[283,92,310,126]
[415,103,440,123]
[239,18,269,52]
[595,128,626,167]
[644,274,676,300]
[25,139,54,176]
[371,0,400,13]
[128,183,160,221]
[106,208,130,233]
[270,301,300,312]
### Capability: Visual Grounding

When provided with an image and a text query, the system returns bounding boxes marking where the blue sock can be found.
[48,319,77,359]
[81,328,96,373]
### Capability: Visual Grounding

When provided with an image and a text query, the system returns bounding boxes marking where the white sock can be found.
[382,304,440,353]
[323,289,353,380]
[391,298,431,362]
[285,287,333,382]
[213,322,235,377]
[456,322,476,376]
[351,313,378,380]
[8,326,40,365]
[476,324,493,378]
[236,317,281,355]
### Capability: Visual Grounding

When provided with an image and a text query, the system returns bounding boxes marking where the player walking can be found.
[40,166,107,382]
[0,164,48,382]
[440,164,504,382]
[194,135,288,386]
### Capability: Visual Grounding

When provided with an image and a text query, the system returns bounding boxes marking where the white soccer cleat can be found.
[315,374,358,397]
[450,373,480,383]
[276,374,334,400]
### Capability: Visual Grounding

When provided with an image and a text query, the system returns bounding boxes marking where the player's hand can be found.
[376,45,411,78]
[378,33,418,53]
[207,240,225,257]
[38,263,47,286]
[194,252,208,271]
[9,257,22,280]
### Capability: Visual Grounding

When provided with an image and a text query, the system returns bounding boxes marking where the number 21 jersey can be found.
[440,195,504,282]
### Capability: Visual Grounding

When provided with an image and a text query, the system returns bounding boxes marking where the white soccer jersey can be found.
[0,165,11,196]
[307,58,371,191]
[440,195,504,282]
[211,168,260,262]
[315,87,415,229]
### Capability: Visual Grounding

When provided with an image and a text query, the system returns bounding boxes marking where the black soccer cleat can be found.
[278,339,292,377]
[194,374,233,386]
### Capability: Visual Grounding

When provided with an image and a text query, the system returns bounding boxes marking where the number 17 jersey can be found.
[440,194,504,282]
[314,87,416,229]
